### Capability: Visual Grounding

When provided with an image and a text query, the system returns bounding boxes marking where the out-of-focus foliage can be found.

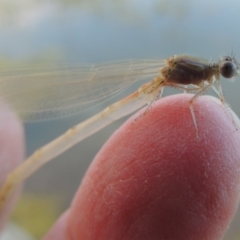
[155,0,190,18]
[11,194,62,238]
[0,0,190,28]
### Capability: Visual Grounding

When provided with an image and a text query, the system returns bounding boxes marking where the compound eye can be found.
[220,61,237,78]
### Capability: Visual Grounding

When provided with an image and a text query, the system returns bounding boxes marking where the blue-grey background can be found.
[1,0,240,238]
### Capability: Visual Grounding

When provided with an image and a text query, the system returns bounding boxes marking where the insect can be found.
[0,54,238,213]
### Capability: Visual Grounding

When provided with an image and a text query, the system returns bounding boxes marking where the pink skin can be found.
[1,94,240,239]
[0,102,25,231]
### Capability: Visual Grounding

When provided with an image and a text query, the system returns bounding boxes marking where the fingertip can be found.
[42,210,70,240]
[0,103,25,230]
[66,94,240,240]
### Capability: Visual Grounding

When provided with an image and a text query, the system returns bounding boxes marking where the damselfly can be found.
[0,54,239,213]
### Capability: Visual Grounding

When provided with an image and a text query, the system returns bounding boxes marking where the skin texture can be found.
[1,94,240,240]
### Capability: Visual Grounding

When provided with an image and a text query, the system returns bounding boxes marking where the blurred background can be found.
[1,0,240,239]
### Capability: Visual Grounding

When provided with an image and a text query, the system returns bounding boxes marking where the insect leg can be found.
[159,82,204,139]
[188,82,213,139]
[216,79,239,130]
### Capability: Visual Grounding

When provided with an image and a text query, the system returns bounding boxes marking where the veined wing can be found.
[0,60,164,122]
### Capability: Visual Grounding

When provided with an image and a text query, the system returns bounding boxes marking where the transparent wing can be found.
[0,60,164,122]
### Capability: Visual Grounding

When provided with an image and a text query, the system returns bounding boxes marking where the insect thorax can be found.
[161,55,219,86]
